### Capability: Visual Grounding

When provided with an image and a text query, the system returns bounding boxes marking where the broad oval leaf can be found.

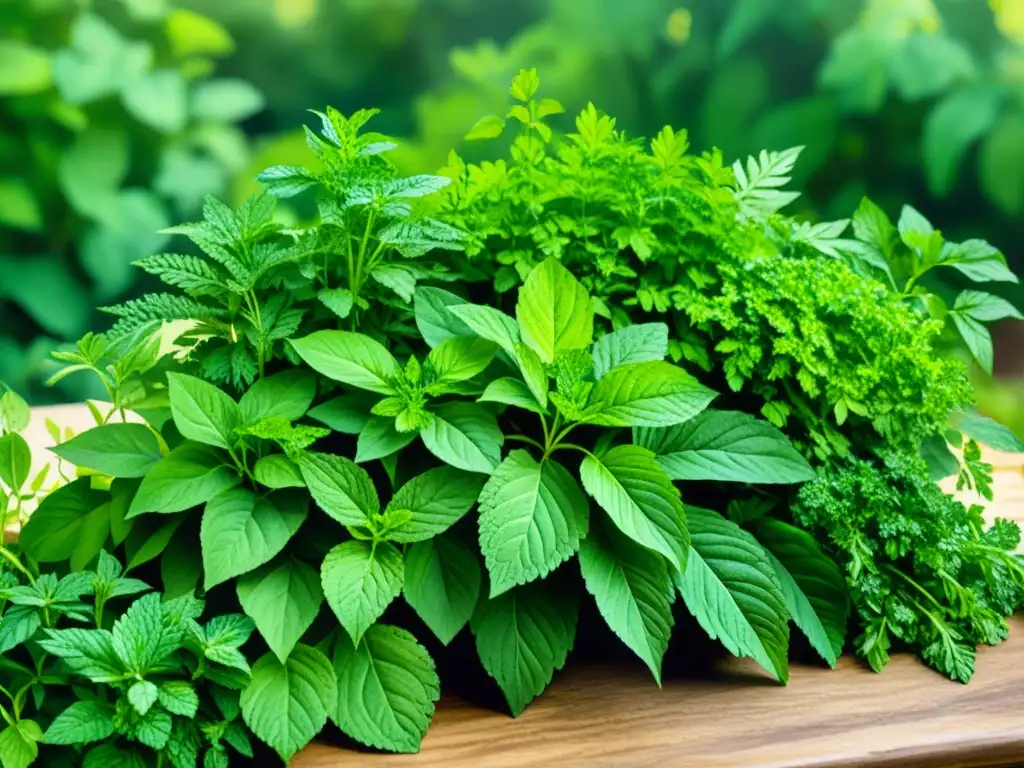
[514,342,548,408]
[479,451,588,597]
[43,701,115,745]
[749,518,848,667]
[585,361,716,427]
[355,416,417,463]
[516,257,594,363]
[332,624,440,753]
[635,410,815,484]
[478,377,545,414]
[955,412,1024,453]
[579,516,675,684]
[297,452,379,526]
[420,403,503,474]
[426,336,497,384]
[290,330,401,394]
[20,479,108,563]
[253,454,305,489]
[386,466,486,543]
[591,323,669,379]
[471,582,578,716]
[414,287,473,348]
[241,645,336,761]
[0,433,31,491]
[403,533,481,645]
[675,506,790,682]
[168,372,240,449]
[579,445,688,573]
[50,424,162,478]
[128,442,240,518]
[238,370,316,425]
[201,488,307,589]
[447,304,521,355]
[321,541,404,645]
[307,394,375,435]
[237,558,323,663]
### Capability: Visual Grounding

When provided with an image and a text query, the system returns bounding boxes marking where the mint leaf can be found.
[403,532,481,645]
[635,410,815,484]
[0,433,30,491]
[290,330,401,394]
[238,370,317,424]
[318,287,354,319]
[591,323,669,379]
[202,488,307,589]
[955,412,1024,452]
[38,628,124,681]
[43,701,115,745]
[386,467,486,543]
[241,645,336,761]
[447,304,521,355]
[579,516,675,683]
[516,257,593,363]
[0,606,40,654]
[751,519,848,667]
[332,624,440,753]
[414,287,473,347]
[355,417,416,463]
[675,506,790,682]
[126,516,185,571]
[321,540,403,645]
[950,311,993,374]
[308,394,375,435]
[479,450,588,596]
[420,402,502,474]
[0,721,40,768]
[237,558,322,663]
[953,289,1023,322]
[168,372,240,449]
[111,593,180,674]
[941,239,1018,284]
[513,342,549,408]
[471,583,578,716]
[19,479,107,562]
[158,681,199,717]
[128,442,241,517]
[253,454,306,489]
[585,361,716,427]
[51,423,162,478]
[200,614,255,673]
[83,743,146,768]
[579,445,688,573]
[297,452,378,526]
[426,336,497,384]
[134,707,172,749]
[128,679,159,715]
[478,377,545,413]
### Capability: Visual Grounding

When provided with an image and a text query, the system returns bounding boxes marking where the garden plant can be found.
[1,70,1022,766]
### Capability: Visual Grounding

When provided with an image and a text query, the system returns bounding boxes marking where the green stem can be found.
[0,548,32,584]
[504,434,545,452]
[550,443,599,462]
[884,566,946,614]
[538,413,552,451]
[353,209,377,296]
[550,422,579,448]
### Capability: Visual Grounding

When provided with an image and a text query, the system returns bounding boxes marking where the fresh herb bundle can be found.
[6,70,1021,766]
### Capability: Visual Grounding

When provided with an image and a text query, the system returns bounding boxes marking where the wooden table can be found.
[23,406,1024,767]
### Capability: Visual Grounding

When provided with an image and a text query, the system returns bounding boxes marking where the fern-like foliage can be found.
[731,146,803,218]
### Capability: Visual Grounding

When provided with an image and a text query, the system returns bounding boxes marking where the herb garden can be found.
[0,69,1021,766]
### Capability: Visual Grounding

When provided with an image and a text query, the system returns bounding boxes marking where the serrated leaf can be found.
[635,410,814,484]
[37,628,123,682]
[427,336,497,384]
[128,442,240,518]
[43,701,115,745]
[238,370,316,425]
[579,445,688,573]
[297,452,379,526]
[471,583,578,716]
[385,467,485,543]
[158,681,199,717]
[128,680,159,715]
[332,624,440,752]
[675,506,789,682]
[168,373,240,449]
[579,516,675,683]
[237,558,323,663]
[321,541,403,645]
[241,646,336,761]
[478,377,545,413]
[478,451,587,597]
[591,323,669,379]
[0,722,39,768]
[585,361,716,427]
[420,403,502,474]
[51,424,162,478]
[953,290,1023,322]
[516,258,593,363]
[290,331,401,395]
[403,532,481,645]
[111,593,180,674]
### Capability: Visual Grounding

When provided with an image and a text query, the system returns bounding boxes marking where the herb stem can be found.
[0,547,33,585]
[551,443,599,462]
[505,434,545,451]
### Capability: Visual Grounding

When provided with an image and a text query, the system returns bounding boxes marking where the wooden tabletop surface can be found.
[22,405,1024,768]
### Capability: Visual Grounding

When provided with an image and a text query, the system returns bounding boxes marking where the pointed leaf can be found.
[51,424,162,478]
[168,373,240,449]
[516,258,593,363]
[591,323,669,379]
[403,533,481,645]
[585,361,716,427]
[420,403,502,474]
[290,331,401,394]
[237,558,323,663]
[321,541,403,645]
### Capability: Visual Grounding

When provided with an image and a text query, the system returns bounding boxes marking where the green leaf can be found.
[591,323,669,379]
[403,532,481,645]
[750,519,847,667]
[0,179,41,232]
[125,516,185,571]
[128,680,159,716]
[514,342,549,409]
[201,614,255,673]
[942,239,1018,284]
[953,290,1023,322]
[237,558,323,663]
[202,488,307,589]
[386,467,486,543]
[585,361,716,427]
[955,413,1024,453]
[0,391,30,434]
[579,516,675,683]
[192,78,264,122]
[635,410,815,484]
[421,403,503,474]
[356,417,417,463]
[479,451,587,597]
[20,479,107,562]
[290,331,401,394]
[478,377,545,413]
[43,701,115,745]
[37,627,123,681]
[981,113,1024,217]
[254,454,305,489]
[675,506,789,682]
[58,126,129,218]
[426,336,497,384]
[241,645,336,761]
[308,395,374,434]
[128,442,240,517]
[0,607,40,655]
[447,304,521,356]
[0,40,51,95]
[51,424,162,478]
[111,593,179,674]
[950,312,993,374]
[158,681,199,717]
[168,373,240,450]
[471,583,578,716]
[297,452,378,526]
[321,540,404,645]
[923,86,1003,196]
[413,287,473,348]
[83,743,147,768]
[0,722,40,768]
[122,69,187,133]
[515,257,594,363]
[332,624,440,753]
[579,445,688,573]
[0,433,31,491]
[239,370,316,425]
[898,204,934,237]
[318,288,354,319]
[465,114,505,140]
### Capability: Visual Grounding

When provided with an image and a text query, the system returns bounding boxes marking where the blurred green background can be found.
[2,0,1022,428]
